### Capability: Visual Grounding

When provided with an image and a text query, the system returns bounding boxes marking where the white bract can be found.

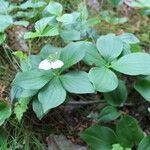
[39,59,64,70]
[50,60,64,69]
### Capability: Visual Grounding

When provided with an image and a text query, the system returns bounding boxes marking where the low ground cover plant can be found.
[0,0,150,149]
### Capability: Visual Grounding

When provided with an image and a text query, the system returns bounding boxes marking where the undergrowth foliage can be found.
[0,0,150,149]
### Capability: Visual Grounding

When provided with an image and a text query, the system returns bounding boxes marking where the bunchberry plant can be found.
[1,1,150,149]
[80,114,146,150]
[79,32,150,150]
[11,32,150,121]
[84,33,150,93]
[11,42,95,119]
[24,1,100,42]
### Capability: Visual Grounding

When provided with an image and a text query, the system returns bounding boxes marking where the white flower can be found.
[38,59,52,70]
[50,60,64,69]
[38,59,64,70]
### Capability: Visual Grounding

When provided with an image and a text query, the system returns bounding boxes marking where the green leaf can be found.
[111,17,128,24]
[11,85,37,101]
[13,21,29,27]
[29,55,42,69]
[87,16,101,26]
[78,2,88,20]
[56,13,75,24]
[111,144,132,150]
[11,86,22,101]
[134,78,150,102]
[35,17,54,33]
[20,0,46,9]
[13,70,53,90]
[118,33,140,44]
[14,98,30,121]
[109,0,123,6]
[130,44,142,53]
[100,11,127,25]
[111,144,124,150]
[24,16,58,39]
[20,58,31,72]
[41,26,59,37]
[40,44,62,59]
[83,42,106,67]
[32,99,44,120]
[122,43,131,55]
[60,30,81,42]
[111,53,150,75]
[56,11,81,23]
[98,106,121,122]
[0,1,9,14]
[13,51,27,60]
[19,52,43,72]
[0,14,13,32]
[88,67,118,92]
[20,89,37,99]
[138,137,150,150]
[0,100,11,126]
[44,2,63,16]
[24,26,59,39]
[0,33,6,44]
[96,34,123,61]
[60,71,94,94]
[104,80,128,106]
[24,31,40,39]
[15,11,35,19]
[60,42,86,71]
[57,11,80,25]
[80,125,117,150]
[116,115,144,148]
[38,77,66,114]
[129,0,150,8]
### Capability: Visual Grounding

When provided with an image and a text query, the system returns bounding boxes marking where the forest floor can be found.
[0,0,150,149]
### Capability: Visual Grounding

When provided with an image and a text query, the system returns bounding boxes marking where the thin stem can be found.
[4,44,21,70]
[67,100,105,105]
[28,40,32,69]
[2,44,18,71]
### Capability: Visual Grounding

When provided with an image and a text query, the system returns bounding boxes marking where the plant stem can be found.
[67,100,105,105]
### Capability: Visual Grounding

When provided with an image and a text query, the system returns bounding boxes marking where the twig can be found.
[67,100,105,105]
